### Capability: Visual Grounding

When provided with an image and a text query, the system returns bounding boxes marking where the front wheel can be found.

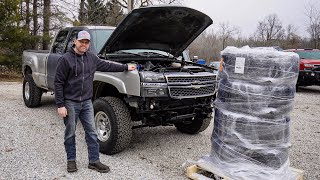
[93,97,132,155]
[175,113,212,134]
[23,74,43,107]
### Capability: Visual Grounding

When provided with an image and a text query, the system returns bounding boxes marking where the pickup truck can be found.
[22,6,216,154]
[284,49,320,88]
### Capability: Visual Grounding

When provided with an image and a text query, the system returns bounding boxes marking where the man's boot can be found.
[67,161,78,172]
[88,161,110,173]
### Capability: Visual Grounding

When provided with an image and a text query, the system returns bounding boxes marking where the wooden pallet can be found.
[187,164,304,180]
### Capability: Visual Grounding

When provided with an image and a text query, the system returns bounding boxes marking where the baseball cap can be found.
[77,30,91,41]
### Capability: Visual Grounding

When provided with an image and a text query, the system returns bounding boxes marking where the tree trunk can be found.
[42,0,51,50]
[222,39,226,50]
[32,0,38,36]
[30,0,38,49]
[79,0,85,25]
[25,0,30,30]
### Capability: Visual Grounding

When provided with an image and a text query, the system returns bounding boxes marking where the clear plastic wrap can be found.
[219,46,299,85]
[216,80,295,118]
[198,46,299,180]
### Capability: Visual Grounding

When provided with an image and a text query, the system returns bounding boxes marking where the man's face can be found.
[74,39,90,54]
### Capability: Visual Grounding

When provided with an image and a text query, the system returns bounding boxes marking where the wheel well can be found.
[24,66,32,76]
[93,81,122,100]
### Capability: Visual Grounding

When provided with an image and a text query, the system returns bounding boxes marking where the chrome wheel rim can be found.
[95,111,111,142]
[24,82,30,100]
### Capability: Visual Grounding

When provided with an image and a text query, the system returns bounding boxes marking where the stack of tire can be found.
[210,46,299,179]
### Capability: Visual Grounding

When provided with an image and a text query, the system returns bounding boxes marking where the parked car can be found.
[284,49,320,88]
[22,6,216,154]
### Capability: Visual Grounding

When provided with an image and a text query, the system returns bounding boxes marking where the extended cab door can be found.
[47,30,69,90]
[47,29,82,90]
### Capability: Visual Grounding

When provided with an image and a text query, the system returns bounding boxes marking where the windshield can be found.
[90,29,114,53]
[296,51,320,59]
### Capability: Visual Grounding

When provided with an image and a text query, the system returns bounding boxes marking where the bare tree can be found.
[113,0,183,10]
[282,24,302,49]
[305,3,320,48]
[254,14,285,45]
[106,0,125,26]
[50,1,81,28]
[188,29,220,63]
[218,22,238,49]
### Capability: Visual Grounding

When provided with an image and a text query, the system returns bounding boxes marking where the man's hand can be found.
[127,64,136,71]
[58,107,68,118]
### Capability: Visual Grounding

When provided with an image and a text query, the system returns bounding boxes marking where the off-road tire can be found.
[175,113,212,134]
[93,97,132,155]
[23,74,43,108]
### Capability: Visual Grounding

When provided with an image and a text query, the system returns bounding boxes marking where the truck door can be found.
[47,29,81,90]
[47,30,69,90]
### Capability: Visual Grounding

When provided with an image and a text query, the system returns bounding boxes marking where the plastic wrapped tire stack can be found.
[199,46,299,180]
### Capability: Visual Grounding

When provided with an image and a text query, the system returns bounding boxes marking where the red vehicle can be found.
[284,49,320,88]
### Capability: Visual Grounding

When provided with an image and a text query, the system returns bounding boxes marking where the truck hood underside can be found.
[101,6,213,57]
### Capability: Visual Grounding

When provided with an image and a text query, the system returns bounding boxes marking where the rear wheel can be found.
[23,74,43,107]
[175,113,212,134]
[93,97,132,155]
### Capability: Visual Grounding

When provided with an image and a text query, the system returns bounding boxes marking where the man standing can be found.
[54,30,136,173]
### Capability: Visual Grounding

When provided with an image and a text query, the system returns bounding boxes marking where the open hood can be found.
[100,5,213,57]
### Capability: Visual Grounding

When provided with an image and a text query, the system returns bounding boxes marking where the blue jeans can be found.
[63,99,99,163]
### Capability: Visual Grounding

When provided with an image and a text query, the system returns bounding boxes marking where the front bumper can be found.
[298,70,320,86]
[127,96,214,126]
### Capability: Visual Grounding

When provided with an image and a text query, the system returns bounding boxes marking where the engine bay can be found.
[128,60,211,73]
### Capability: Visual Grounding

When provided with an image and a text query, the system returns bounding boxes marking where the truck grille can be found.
[169,86,215,99]
[167,76,215,83]
[165,74,216,99]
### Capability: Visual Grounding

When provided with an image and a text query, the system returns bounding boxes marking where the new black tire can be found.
[175,113,212,134]
[23,74,43,108]
[93,97,132,155]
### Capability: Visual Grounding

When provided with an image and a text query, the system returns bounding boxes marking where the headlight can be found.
[140,72,165,82]
[140,72,167,97]
[304,64,314,68]
[141,83,168,97]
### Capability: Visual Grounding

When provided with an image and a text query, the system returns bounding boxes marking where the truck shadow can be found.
[40,95,56,107]
[125,123,213,155]
[297,86,320,94]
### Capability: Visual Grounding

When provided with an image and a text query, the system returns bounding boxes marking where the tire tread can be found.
[23,74,42,107]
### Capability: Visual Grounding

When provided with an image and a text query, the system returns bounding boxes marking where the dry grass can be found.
[0,71,22,82]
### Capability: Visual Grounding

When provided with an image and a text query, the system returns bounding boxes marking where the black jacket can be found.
[54,48,128,108]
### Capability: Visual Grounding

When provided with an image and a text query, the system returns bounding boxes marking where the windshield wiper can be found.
[113,51,142,56]
[137,51,172,58]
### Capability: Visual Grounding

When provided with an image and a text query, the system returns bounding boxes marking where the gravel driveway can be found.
[0,82,319,179]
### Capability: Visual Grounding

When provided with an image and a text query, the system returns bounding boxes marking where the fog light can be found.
[156,89,165,95]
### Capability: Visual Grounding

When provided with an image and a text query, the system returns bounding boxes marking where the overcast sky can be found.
[184,0,319,37]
